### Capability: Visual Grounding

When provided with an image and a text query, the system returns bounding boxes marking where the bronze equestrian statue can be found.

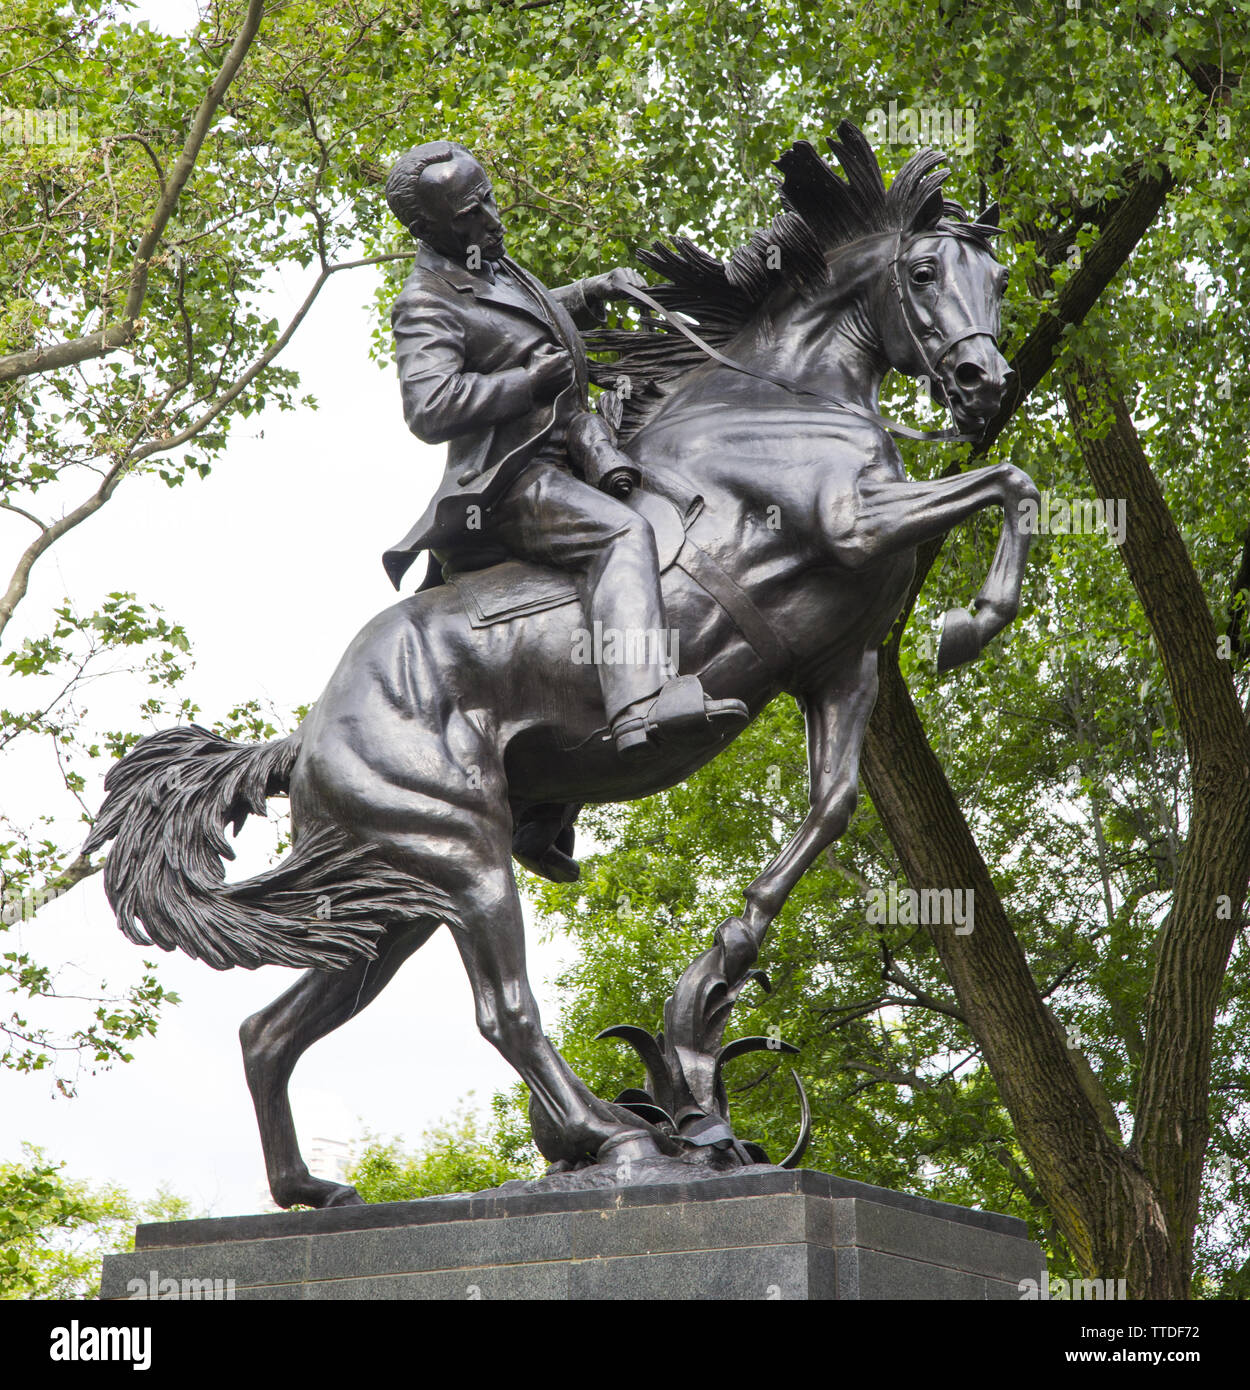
[85,123,1037,1208]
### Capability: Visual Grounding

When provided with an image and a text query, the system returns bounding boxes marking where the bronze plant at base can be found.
[598,916,812,1168]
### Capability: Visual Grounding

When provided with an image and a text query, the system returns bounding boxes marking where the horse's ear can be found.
[908,187,946,233]
[977,201,1001,229]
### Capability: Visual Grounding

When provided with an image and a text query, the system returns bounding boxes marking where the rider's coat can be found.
[382,243,604,589]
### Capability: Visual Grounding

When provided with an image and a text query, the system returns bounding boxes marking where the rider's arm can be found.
[553,270,648,329]
[392,292,535,445]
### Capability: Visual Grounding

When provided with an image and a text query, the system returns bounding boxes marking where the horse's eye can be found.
[911,265,935,285]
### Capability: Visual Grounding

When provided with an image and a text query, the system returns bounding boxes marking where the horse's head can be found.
[591,123,1016,446]
[877,212,1013,439]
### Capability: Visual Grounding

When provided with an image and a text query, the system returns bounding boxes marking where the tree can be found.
[0,0,657,1082]
[5,0,1247,1300]
[521,1,1249,1300]
[0,1144,194,1299]
[347,1103,539,1203]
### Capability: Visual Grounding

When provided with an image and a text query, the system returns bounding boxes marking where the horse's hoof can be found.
[937,607,981,672]
[273,1175,364,1210]
[323,1184,365,1208]
[596,1128,667,1166]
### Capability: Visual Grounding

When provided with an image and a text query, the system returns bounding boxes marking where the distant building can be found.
[254,1136,351,1213]
[308,1136,352,1185]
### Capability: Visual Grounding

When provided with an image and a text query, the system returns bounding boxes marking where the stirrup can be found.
[612,676,748,759]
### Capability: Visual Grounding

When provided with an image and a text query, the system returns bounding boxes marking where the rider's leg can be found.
[494,460,671,719]
[490,461,747,756]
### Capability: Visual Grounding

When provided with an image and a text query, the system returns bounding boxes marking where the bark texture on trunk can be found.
[855,95,1246,1295]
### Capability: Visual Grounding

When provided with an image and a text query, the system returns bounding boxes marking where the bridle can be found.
[619,227,1003,445]
[886,229,1001,411]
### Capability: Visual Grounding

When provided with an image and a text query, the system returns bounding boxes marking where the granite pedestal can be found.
[100,1168,1044,1301]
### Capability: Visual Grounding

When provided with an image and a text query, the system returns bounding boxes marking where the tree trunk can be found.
[850,59,1244,1294]
[860,652,1180,1296]
[1062,360,1250,1289]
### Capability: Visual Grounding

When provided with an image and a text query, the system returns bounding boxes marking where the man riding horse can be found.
[85,123,1033,1205]
[381,141,748,878]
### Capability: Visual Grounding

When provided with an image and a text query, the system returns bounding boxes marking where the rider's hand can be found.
[527,342,575,400]
[591,267,647,302]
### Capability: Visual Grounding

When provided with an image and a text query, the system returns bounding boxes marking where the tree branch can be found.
[0,249,408,640]
[0,0,265,385]
[1061,362,1250,1272]
[109,133,168,201]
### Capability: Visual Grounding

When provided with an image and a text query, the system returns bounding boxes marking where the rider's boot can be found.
[512,807,580,883]
[611,675,748,760]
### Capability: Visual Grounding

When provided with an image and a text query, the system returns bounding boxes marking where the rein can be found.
[620,232,999,446]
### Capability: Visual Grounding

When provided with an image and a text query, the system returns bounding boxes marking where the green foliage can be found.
[0,0,661,1086]
[0,1144,194,1299]
[501,0,1250,1296]
[522,702,1076,1262]
[347,1104,540,1203]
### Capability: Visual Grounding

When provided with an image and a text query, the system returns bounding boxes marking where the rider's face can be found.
[423,159,506,265]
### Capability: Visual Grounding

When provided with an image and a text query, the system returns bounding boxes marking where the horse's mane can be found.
[588,119,999,440]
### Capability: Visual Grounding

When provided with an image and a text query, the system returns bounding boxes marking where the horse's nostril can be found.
[954,361,984,388]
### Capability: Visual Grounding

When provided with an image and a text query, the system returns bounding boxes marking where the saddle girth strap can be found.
[674,537,795,681]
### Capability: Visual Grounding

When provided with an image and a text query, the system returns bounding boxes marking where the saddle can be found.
[442,479,791,702]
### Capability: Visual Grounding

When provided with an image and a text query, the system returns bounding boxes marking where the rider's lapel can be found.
[415,243,556,332]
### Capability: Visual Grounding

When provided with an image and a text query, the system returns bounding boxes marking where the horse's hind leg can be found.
[240,919,438,1209]
[446,855,668,1168]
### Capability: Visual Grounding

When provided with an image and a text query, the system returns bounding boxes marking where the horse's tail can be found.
[83,724,457,971]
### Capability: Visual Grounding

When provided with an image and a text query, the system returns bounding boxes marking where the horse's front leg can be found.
[728,652,878,961]
[836,463,1039,671]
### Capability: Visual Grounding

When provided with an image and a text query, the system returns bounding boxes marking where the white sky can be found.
[2,244,574,1216]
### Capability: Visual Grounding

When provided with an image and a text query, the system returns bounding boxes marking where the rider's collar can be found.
[416,241,504,292]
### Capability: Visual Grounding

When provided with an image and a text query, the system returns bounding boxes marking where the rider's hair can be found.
[385,141,475,235]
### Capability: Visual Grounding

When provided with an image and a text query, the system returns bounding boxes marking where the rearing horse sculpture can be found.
[85,123,1037,1208]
